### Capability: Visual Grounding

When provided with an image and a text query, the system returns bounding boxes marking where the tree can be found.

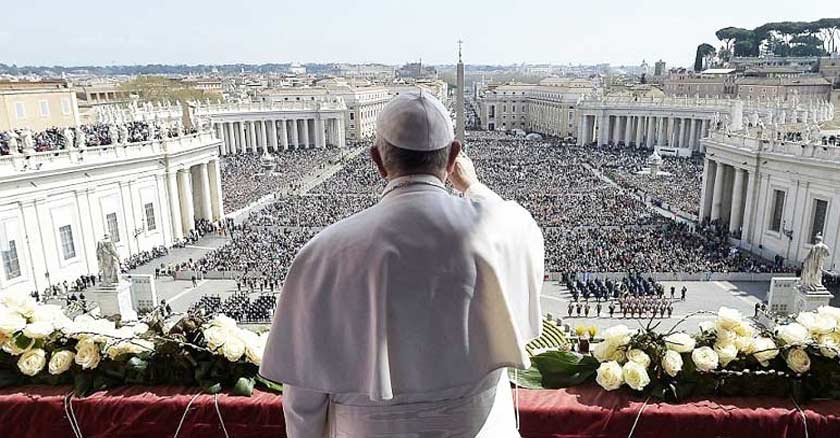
[694,43,716,71]
[716,27,755,59]
[734,40,755,57]
[119,76,221,103]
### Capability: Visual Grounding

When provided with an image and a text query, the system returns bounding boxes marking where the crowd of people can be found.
[563,274,684,319]
[220,149,344,213]
[189,292,277,323]
[0,121,197,155]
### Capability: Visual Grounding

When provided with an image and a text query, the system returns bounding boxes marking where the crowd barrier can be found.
[545,271,797,283]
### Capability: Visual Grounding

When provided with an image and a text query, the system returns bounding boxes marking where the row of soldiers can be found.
[566,298,675,319]
[565,273,677,302]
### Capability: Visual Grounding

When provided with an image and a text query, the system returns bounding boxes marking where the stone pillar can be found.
[689,119,698,151]
[166,171,183,241]
[260,120,269,152]
[208,159,224,221]
[611,116,620,144]
[197,162,213,220]
[646,116,655,147]
[290,119,299,149]
[667,118,675,146]
[337,117,345,148]
[315,118,325,148]
[729,168,746,235]
[177,169,195,234]
[248,121,257,152]
[304,119,312,148]
[624,116,632,144]
[226,122,236,154]
[280,120,289,150]
[656,117,664,146]
[677,118,686,148]
[266,120,276,152]
[239,122,247,154]
[710,161,726,222]
[741,171,756,242]
[635,116,644,146]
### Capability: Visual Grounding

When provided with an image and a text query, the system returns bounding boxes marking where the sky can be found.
[0,0,836,68]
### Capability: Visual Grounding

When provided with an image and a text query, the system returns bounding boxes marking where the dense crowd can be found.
[0,121,197,155]
[189,292,277,323]
[220,149,343,213]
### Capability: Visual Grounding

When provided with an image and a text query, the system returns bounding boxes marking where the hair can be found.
[377,140,451,176]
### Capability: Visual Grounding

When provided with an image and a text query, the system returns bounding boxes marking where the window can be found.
[61,98,72,115]
[810,199,828,243]
[769,190,786,233]
[14,102,25,119]
[39,100,50,117]
[349,112,354,120]
[144,203,157,231]
[106,213,121,242]
[0,240,20,280]
[59,225,76,260]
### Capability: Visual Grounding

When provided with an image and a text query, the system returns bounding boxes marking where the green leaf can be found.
[255,375,284,393]
[14,334,33,350]
[0,369,23,388]
[508,367,544,390]
[232,377,255,397]
[73,373,93,397]
[203,382,222,394]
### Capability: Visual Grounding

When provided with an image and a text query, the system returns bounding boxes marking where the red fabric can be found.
[1,385,839,438]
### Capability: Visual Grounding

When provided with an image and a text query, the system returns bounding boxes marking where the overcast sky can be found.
[1,0,835,67]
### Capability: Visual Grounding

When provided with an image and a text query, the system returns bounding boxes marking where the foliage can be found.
[694,43,716,72]
[711,18,839,61]
[0,291,278,397]
[516,306,840,404]
[119,76,222,104]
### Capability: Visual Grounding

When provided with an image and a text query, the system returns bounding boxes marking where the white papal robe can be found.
[260,174,544,437]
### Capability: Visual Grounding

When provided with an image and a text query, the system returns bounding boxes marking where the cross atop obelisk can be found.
[456,40,465,143]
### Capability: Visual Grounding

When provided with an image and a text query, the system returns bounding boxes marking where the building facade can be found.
[0,81,81,132]
[0,131,223,295]
[701,130,840,270]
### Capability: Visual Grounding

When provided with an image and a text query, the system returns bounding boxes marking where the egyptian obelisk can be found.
[456,40,465,144]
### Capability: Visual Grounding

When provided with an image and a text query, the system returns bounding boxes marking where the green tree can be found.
[694,43,716,71]
[119,76,221,104]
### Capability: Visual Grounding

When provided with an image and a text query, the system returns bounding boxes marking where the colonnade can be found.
[700,158,754,236]
[212,117,345,156]
[165,158,224,240]
[579,114,712,151]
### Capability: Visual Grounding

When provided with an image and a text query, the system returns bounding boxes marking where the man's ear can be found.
[446,140,462,174]
[370,146,388,178]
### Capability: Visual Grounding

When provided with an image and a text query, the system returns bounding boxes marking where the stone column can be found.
[315,118,325,148]
[259,120,268,152]
[710,161,726,222]
[689,119,698,151]
[624,116,632,144]
[239,122,247,154]
[611,116,620,144]
[302,119,311,148]
[226,122,236,154]
[280,120,289,150]
[290,119,299,149]
[208,159,224,221]
[249,121,257,152]
[646,116,654,147]
[177,169,195,234]
[677,118,686,148]
[166,171,183,241]
[666,118,675,146]
[656,117,664,146]
[197,162,213,220]
[635,116,644,146]
[741,171,756,242]
[729,168,746,235]
[336,117,345,148]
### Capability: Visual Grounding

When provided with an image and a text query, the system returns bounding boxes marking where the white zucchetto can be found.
[375,92,454,151]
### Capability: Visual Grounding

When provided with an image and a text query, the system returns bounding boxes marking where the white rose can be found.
[211,314,238,330]
[602,325,633,347]
[592,340,616,362]
[48,350,75,375]
[731,321,754,338]
[106,339,154,359]
[716,328,737,344]
[128,323,149,336]
[17,348,47,376]
[75,338,102,370]
[818,333,840,358]
[664,333,696,353]
[203,325,227,351]
[817,306,840,324]
[716,307,744,331]
[714,342,739,367]
[0,307,27,335]
[622,361,651,391]
[691,346,720,372]
[776,323,810,345]
[796,312,836,336]
[734,336,756,354]
[3,336,34,356]
[595,361,623,391]
[698,321,715,333]
[30,305,72,330]
[751,337,779,367]
[240,330,266,366]
[0,292,37,318]
[221,335,245,362]
[661,350,683,377]
[23,321,54,339]
[626,349,651,368]
[786,348,811,374]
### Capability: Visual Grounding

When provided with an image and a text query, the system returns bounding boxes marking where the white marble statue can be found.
[74,128,86,148]
[62,127,75,149]
[96,234,121,286]
[6,131,20,154]
[107,124,119,145]
[21,129,35,154]
[801,234,831,291]
[119,124,130,144]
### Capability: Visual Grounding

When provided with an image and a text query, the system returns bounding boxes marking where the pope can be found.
[261,91,544,437]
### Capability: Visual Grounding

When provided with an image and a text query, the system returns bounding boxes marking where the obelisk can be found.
[456,40,465,144]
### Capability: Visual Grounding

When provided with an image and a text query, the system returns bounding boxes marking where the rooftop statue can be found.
[801,234,831,291]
